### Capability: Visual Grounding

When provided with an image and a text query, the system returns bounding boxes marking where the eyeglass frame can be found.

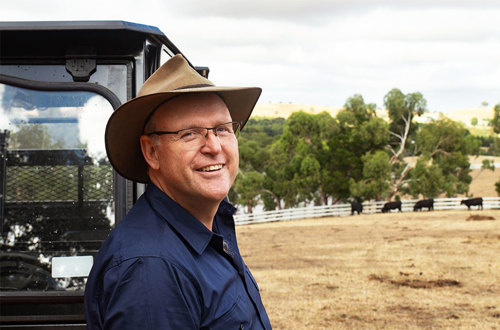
[144,121,241,142]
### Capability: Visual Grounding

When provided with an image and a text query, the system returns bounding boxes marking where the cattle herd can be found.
[350,197,483,215]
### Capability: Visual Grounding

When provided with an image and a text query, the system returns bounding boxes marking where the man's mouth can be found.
[197,164,224,172]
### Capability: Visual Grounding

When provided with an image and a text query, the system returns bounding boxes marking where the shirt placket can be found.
[211,229,270,329]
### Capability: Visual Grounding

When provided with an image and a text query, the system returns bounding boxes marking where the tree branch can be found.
[389,131,403,140]
[261,188,282,210]
[430,148,451,158]
[389,162,412,199]
[390,112,412,164]
[385,145,397,156]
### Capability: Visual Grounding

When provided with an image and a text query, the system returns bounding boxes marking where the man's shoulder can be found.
[112,196,161,239]
[95,194,203,269]
[95,197,170,264]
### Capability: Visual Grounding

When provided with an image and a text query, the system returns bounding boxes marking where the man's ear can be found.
[140,135,160,170]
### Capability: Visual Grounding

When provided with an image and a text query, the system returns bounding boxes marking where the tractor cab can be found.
[0,21,207,328]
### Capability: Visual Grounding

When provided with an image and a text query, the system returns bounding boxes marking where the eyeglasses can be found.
[145,121,241,147]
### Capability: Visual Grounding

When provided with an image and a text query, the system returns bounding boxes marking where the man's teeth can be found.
[199,164,223,172]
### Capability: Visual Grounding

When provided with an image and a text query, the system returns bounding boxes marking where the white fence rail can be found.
[234,197,500,225]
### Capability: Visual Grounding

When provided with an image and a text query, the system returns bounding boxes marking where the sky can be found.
[1,0,500,113]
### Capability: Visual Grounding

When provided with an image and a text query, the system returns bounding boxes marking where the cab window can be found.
[0,83,114,292]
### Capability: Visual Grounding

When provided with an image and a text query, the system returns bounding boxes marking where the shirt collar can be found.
[144,183,235,255]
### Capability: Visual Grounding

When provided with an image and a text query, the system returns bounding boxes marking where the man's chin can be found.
[199,187,231,203]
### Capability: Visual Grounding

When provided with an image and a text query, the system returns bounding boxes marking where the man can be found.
[84,54,272,329]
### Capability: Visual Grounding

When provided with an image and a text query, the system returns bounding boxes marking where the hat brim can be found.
[105,86,262,183]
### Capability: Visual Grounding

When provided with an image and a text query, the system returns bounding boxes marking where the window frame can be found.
[0,74,126,320]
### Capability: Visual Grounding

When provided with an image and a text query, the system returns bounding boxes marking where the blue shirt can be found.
[84,184,271,329]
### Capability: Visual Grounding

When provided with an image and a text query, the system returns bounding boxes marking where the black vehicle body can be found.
[0,21,207,328]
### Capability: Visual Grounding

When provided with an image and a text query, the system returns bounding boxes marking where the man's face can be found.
[144,93,239,207]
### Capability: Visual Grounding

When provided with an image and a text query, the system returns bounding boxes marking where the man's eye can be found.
[179,130,200,139]
[216,126,231,134]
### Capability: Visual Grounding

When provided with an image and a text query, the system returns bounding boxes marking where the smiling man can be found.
[84,54,272,329]
[140,93,239,230]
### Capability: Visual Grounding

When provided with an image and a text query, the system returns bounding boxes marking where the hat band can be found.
[174,83,213,90]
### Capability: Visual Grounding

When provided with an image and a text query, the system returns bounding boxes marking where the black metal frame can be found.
[0,20,199,328]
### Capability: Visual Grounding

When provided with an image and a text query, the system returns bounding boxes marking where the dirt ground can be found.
[237,210,500,329]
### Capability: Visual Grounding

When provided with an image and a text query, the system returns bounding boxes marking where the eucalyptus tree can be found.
[278,111,338,206]
[262,141,298,209]
[233,171,264,213]
[491,103,500,194]
[492,102,500,134]
[410,118,480,197]
[349,150,392,201]
[407,159,445,198]
[233,117,284,210]
[335,95,390,201]
[383,88,427,199]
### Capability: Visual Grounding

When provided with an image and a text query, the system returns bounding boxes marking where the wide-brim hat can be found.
[105,54,262,183]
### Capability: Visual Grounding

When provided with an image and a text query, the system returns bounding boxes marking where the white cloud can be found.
[0,85,10,130]
[1,1,499,112]
[78,96,113,161]
[164,0,500,22]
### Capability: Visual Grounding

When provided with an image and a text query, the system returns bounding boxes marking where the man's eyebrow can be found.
[181,122,232,129]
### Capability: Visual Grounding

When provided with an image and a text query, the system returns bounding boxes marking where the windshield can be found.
[0,83,115,292]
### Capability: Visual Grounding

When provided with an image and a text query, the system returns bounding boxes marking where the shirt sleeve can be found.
[94,256,202,329]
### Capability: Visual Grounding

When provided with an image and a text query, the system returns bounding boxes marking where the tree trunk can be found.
[321,190,328,205]
[388,163,412,200]
[389,112,412,164]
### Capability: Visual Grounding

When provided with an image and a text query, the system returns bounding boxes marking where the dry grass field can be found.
[237,210,500,329]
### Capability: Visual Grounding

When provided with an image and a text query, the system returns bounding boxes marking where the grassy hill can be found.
[467,156,500,197]
[253,103,342,119]
[253,103,494,131]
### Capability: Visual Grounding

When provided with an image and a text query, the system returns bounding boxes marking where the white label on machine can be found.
[52,256,93,278]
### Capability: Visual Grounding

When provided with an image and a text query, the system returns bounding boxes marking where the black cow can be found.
[381,200,402,213]
[460,197,483,210]
[350,201,363,215]
[413,198,434,212]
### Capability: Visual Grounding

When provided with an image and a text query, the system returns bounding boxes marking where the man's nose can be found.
[201,129,222,153]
